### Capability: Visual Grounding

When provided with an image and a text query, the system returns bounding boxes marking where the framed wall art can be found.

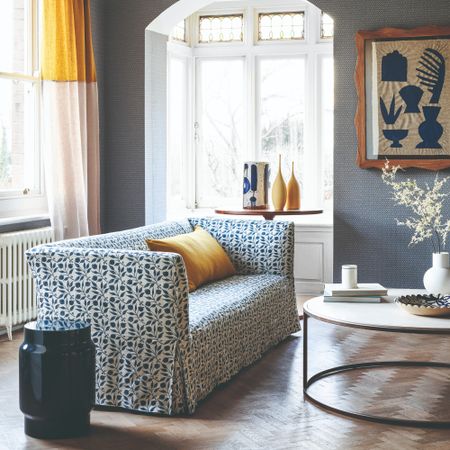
[355,26,450,170]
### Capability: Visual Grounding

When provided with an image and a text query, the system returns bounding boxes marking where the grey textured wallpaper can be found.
[91,0,450,288]
[313,0,450,288]
[91,0,175,232]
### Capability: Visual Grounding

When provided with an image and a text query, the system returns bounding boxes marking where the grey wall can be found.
[313,0,450,289]
[91,0,175,232]
[92,0,450,288]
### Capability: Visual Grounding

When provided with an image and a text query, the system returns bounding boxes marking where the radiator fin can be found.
[0,227,54,340]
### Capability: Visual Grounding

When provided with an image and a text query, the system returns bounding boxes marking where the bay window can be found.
[167,1,333,215]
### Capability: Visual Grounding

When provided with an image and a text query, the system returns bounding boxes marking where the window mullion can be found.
[188,55,196,210]
[248,53,255,162]
[192,57,201,210]
[253,53,260,163]
[0,72,39,81]
[305,51,319,208]
[246,5,255,162]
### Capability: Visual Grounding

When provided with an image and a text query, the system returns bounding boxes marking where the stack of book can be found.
[323,283,388,303]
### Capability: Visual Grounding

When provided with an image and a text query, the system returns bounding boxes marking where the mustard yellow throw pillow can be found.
[146,226,236,292]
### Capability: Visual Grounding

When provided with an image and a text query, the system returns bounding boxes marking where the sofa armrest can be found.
[26,245,192,414]
[26,246,189,335]
[189,217,295,277]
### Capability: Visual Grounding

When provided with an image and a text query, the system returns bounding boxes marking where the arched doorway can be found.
[145,0,334,225]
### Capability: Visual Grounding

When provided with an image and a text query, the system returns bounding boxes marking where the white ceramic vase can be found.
[423,252,450,295]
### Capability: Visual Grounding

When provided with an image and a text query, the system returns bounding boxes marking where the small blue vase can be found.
[417,106,443,149]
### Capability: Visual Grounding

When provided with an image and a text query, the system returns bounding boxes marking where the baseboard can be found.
[295,280,324,296]
[0,324,24,338]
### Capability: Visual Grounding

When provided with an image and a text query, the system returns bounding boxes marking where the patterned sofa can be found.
[26,217,300,415]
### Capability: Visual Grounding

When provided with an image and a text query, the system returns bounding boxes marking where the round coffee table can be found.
[303,290,450,428]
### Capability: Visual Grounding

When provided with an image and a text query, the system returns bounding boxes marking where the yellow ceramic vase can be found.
[286,161,300,210]
[272,154,287,211]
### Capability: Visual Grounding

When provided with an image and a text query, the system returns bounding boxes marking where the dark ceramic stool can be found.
[19,320,95,439]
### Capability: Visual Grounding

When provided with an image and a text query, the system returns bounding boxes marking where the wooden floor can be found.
[3,309,450,449]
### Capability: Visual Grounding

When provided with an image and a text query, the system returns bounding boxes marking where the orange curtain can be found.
[42,0,96,81]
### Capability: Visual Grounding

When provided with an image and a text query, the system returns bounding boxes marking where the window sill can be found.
[0,215,51,233]
[167,208,333,227]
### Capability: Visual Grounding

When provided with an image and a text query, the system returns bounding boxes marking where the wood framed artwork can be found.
[355,26,450,170]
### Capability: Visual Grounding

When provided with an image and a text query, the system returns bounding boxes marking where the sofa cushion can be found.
[189,273,287,330]
[146,226,236,292]
[188,217,294,277]
[187,273,299,405]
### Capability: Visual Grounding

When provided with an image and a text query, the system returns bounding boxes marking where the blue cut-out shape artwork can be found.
[399,85,424,113]
[243,163,250,194]
[264,164,269,205]
[380,95,402,124]
[383,129,409,148]
[417,105,443,149]
[416,48,445,104]
[250,164,258,207]
[382,50,407,82]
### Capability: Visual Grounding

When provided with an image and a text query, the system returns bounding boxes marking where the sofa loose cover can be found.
[27,218,300,415]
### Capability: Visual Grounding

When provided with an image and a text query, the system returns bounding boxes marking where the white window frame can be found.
[317,53,334,203]
[167,0,333,213]
[255,53,312,201]
[195,55,247,208]
[0,0,46,219]
[166,51,191,212]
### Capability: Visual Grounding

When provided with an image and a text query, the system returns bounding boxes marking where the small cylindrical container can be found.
[19,320,95,439]
[342,265,358,289]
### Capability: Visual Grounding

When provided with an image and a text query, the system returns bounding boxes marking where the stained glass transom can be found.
[170,20,187,42]
[258,12,305,41]
[320,13,334,39]
[199,14,244,43]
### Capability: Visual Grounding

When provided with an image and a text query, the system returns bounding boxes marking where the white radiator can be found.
[0,227,54,340]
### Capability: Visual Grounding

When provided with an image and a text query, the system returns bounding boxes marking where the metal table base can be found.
[303,311,450,428]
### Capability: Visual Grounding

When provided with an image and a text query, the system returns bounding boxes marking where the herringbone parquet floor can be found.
[2,315,450,450]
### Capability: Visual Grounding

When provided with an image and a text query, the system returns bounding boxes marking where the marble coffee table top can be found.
[304,289,450,333]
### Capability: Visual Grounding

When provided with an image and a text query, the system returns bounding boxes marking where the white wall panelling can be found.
[294,223,332,295]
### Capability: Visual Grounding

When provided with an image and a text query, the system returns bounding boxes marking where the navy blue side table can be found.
[19,320,96,439]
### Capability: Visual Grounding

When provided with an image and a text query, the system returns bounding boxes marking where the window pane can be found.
[199,14,243,43]
[167,56,187,211]
[321,56,334,204]
[196,58,245,207]
[258,57,305,201]
[321,13,334,39]
[258,12,304,41]
[0,78,38,192]
[0,0,26,73]
[170,20,187,43]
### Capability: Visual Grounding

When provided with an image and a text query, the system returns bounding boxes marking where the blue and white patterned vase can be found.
[243,162,269,209]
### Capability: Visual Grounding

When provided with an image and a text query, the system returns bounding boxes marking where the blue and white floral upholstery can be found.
[26,218,300,415]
